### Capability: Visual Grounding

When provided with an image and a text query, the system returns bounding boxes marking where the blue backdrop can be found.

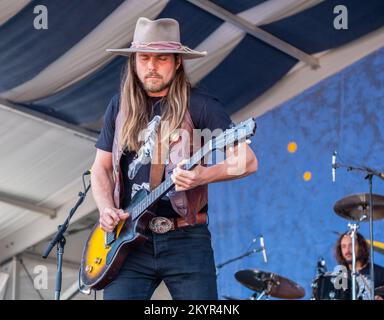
[208,48,384,300]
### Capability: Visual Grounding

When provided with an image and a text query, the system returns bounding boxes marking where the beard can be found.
[344,254,363,265]
[141,73,174,93]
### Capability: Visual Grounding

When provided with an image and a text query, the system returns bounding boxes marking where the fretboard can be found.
[131,142,212,221]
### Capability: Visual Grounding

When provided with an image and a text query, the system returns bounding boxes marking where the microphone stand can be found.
[348,223,359,300]
[216,244,264,275]
[333,162,382,300]
[42,173,91,300]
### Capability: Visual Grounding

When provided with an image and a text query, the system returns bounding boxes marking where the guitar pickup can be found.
[104,230,116,248]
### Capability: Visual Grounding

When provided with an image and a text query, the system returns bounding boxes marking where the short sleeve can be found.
[199,96,233,132]
[95,95,119,152]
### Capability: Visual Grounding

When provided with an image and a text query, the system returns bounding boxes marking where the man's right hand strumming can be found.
[99,207,130,232]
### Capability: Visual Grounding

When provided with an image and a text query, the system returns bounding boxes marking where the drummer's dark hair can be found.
[335,232,369,267]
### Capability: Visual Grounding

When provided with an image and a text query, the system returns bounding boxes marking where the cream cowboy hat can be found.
[106,17,207,59]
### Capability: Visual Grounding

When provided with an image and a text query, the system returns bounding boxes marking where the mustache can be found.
[145,73,162,79]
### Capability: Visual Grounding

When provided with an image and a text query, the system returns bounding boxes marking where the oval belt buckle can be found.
[149,217,174,234]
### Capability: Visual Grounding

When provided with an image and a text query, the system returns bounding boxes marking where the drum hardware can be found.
[316,256,327,275]
[222,293,259,300]
[348,223,359,300]
[234,269,305,300]
[215,235,268,276]
[311,269,351,300]
[332,152,384,299]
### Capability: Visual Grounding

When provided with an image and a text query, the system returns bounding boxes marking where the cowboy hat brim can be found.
[106,48,207,59]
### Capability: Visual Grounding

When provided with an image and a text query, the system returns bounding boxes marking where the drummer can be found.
[335,232,384,300]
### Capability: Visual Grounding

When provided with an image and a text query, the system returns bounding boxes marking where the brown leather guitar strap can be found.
[149,127,165,191]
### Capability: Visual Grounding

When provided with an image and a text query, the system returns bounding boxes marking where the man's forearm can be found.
[91,166,116,211]
[202,144,258,184]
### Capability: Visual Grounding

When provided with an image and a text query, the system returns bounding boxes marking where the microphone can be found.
[259,235,268,263]
[317,257,327,274]
[83,169,91,176]
[332,151,336,183]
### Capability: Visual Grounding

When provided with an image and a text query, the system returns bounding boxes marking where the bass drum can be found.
[311,272,352,300]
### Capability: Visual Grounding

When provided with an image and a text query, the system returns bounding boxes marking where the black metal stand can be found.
[42,173,91,300]
[347,223,359,300]
[367,174,375,300]
[216,237,265,275]
[333,162,382,300]
[54,235,66,300]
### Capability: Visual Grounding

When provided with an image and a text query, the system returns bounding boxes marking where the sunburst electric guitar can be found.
[80,118,257,290]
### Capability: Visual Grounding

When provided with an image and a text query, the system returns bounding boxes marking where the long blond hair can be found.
[119,53,190,153]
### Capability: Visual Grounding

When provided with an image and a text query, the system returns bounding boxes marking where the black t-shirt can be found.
[344,263,384,299]
[95,88,233,217]
[360,263,384,289]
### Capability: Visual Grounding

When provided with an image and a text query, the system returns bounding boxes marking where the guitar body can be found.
[80,189,155,290]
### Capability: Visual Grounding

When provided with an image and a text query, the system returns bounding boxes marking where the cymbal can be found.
[333,193,384,221]
[235,269,305,299]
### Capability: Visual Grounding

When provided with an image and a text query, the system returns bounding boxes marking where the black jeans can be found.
[103,224,218,300]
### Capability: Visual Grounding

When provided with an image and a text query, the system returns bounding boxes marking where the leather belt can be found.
[149,212,207,234]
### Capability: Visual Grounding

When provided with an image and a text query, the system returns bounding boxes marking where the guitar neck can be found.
[131,142,212,221]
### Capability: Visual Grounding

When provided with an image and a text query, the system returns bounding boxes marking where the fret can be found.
[165,176,173,188]
[151,190,156,204]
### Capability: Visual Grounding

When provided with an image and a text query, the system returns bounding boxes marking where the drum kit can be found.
[219,237,307,300]
[311,192,384,300]
[224,192,384,300]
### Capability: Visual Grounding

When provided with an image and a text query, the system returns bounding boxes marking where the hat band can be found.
[131,41,184,51]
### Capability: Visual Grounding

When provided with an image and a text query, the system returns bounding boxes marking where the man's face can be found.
[340,235,359,263]
[135,52,180,96]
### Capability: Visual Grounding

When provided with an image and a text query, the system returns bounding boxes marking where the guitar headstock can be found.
[211,118,257,151]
